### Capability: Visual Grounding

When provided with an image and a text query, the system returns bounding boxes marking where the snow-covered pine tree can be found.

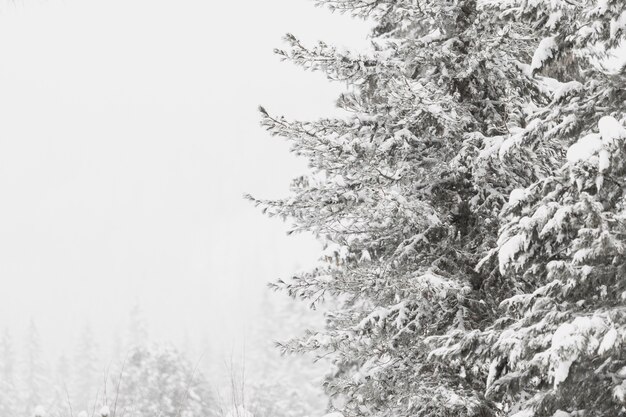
[245,292,326,417]
[252,0,539,415]
[115,345,216,417]
[0,329,18,416]
[127,303,149,351]
[22,319,48,415]
[456,1,626,415]
[50,352,73,417]
[252,0,625,416]
[73,323,99,412]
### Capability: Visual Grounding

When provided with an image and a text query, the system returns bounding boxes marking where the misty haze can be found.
[0,0,625,417]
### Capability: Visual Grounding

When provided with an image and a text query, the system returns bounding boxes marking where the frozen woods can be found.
[0,301,325,417]
[1,0,626,416]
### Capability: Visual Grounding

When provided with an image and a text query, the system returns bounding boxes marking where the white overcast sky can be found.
[0,0,370,357]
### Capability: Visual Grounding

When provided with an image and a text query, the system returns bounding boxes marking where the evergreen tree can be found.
[22,319,48,415]
[252,0,625,416]
[73,323,99,412]
[198,332,216,384]
[0,328,18,416]
[110,327,123,369]
[115,345,216,417]
[246,292,326,417]
[127,303,148,351]
[50,352,73,417]
[453,1,625,416]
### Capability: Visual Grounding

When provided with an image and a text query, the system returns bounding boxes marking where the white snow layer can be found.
[225,406,254,417]
[419,28,443,44]
[598,115,626,144]
[610,11,626,39]
[498,234,526,274]
[566,133,603,164]
[531,36,558,72]
[508,188,528,206]
[549,315,618,387]
[614,380,626,403]
[554,358,575,388]
[598,327,618,354]
[596,0,610,14]
[553,80,582,101]
[566,116,626,173]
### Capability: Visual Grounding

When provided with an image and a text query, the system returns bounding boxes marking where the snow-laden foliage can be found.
[99,405,110,417]
[73,324,99,412]
[252,0,625,416]
[224,405,255,417]
[22,319,49,415]
[0,330,18,417]
[473,115,626,417]
[114,345,216,417]
[245,294,326,417]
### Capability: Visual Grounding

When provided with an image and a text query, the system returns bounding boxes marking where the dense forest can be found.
[0,300,325,417]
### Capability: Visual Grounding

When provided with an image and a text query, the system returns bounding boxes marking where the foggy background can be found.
[0,0,369,374]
